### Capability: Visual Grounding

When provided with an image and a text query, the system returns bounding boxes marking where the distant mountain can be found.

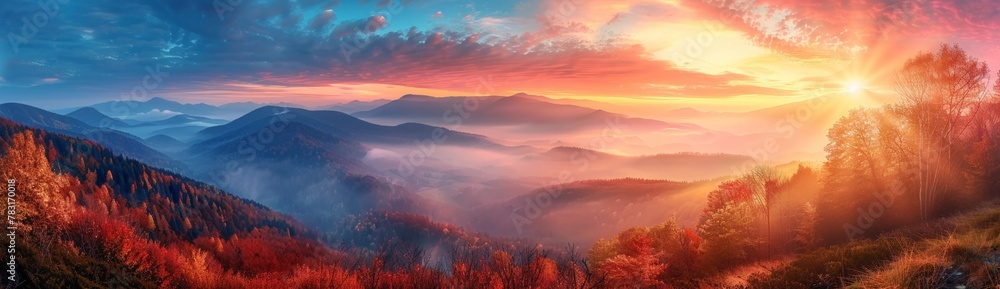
[69,97,306,120]
[353,94,505,121]
[218,101,306,112]
[519,146,754,181]
[87,97,223,118]
[664,107,717,119]
[662,96,855,132]
[182,111,442,231]
[193,106,530,153]
[144,134,187,153]
[148,125,208,142]
[681,95,856,161]
[65,107,132,129]
[0,103,183,170]
[133,114,228,127]
[508,93,614,110]
[189,121,371,171]
[475,178,722,247]
[743,95,855,120]
[354,93,705,134]
[317,99,391,113]
[100,114,232,141]
[184,107,534,224]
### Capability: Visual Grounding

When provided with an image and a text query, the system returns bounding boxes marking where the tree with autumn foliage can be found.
[698,202,760,270]
[793,202,820,252]
[588,219,699,286]
[964,73,1000,200]
[599,232,666,288]
[0,131,74,232]
[892,44,991,220]
[701,166,786,257]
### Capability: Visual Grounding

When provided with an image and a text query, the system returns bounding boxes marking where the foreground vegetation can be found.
[587,44,1000,287]
[746,202,1000,288]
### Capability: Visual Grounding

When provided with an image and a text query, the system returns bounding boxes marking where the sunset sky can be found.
[2,0,999,112]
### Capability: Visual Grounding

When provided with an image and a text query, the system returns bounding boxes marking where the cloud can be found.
[128,109,183,121]
[298,0,340,9]
[308,9,336,30]
[330,15,389,38]
[432,11,442,18]
[244,31,790,98]
[679,0,1000,59]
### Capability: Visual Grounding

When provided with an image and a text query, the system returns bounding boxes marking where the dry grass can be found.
[743,204,1000,288]
[849,206,1000,288]
[849,250,950,288]
[699,257,795,288]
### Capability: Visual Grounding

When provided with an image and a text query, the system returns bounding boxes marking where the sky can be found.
[1,0,999,112]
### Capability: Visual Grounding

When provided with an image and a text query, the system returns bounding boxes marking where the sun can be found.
[844,81,864,95]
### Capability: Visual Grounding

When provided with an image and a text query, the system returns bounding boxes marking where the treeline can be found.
[586,165,820,287]
[587,44,1000,286]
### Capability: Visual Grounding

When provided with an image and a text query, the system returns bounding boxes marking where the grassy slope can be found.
[742,202,1000,288]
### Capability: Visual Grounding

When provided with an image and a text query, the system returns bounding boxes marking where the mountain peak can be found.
[399,94,434,100]
[69,107,102,114]
[65,107,131,128]
[145,97,176,104]
[509,92,547,100]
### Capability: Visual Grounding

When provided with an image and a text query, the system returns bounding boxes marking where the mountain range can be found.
[59,97,304,121]
[0,103,184,170]
[5,94,848,249]
[354,93,706,134]
[317,99,392,113]
[191,106,531,154]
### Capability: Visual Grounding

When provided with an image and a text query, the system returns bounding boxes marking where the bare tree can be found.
[891,43,991,219]
[741,165,785,258]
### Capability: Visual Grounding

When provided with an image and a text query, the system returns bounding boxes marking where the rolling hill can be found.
[472,177,724,247]
[181,108,451,232]
[0,117,334,287]
[65,107,132,129]
[133,114,227,127]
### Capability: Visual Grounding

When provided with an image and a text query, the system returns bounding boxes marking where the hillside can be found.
[183,120,439,230]
[743,202,1000,288]
[65,107,132,129]
[0,117,604,288]
[144,134,188,153]
[0,117,336,287]
[475,178,723,247]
